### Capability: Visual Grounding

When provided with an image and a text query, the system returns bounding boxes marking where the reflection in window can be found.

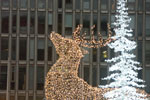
[38,0,46,9]
[19,38,27,60]
[92,66,97,86]
[2,0,9,7]
[37,66,44,90]
[30,0,35,8]
[75,0,80,9]
[48,40,52,61]
[2,11,9,33]
[137,15,143,36]
[19,67,26,90]
[138,41,143,63]
[93,14,98,35]
[12,38,16,60]
[101,0,108,10]
[48,13,52,34]
[93,48,97,62]
[58,13,62,34]
[66,0,72,9]
[100,67,107,85]
[1,38,9,60]
[83,13,90,35]
[128,0,135,10]
[138,0,143,11]
[65,14,72,35]
[93,0,98,9]
[20,12,27,34]
[11,66,16,90]
[75,13,80,27]
[48,0,53,9]
[12,11,17,33]
[30,12,35,34]
[38,12,45,34]
[30,39,35,60]
[145,68,150,93]
[129,15,135,36]
[29,65,34,90]
[145,41,150,64]
[58,0,62,8]
[146,15,150,36]
[0,66,7,90]
[100,47,107,62]
[83,0,90,10]
[84,66,89,84]
[111,14,115,28]
[37,39,45,61]
[83,48,90,62]
[101,14,108,36]
[20,0,27,8]
[146,0,150,11]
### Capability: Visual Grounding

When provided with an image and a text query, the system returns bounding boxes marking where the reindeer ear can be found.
[81,48,89,54]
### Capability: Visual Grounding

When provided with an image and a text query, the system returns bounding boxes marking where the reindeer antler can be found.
[73,24,114,48]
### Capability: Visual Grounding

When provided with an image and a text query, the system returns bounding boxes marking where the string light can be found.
[45,25,150,100]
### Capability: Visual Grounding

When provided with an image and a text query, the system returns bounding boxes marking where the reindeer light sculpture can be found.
[45,25,149,100]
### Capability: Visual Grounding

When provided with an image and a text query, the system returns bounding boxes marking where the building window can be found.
[66,0,72,9]
[0,94,6,100]
[146,15,150,36]
[145,67,150,93]
[58,13,62,34]
[18,96,25,100]
[2,0,9,7]
[30,0,35,8]
[38,12,45,34]
[29,65,34,90]
[30,12,35,34]
[1,38,9,60]
[75,0,80,9]
[145,41,150,64]
[65,14,72,35]
[100,67,107,85]
[92,66,97,86]
[83,48,90,62]
[37,66,44,90]
[84,66,90,84]
[137,14,143,36]
[93,48,97,62]
[2,11,9,33]
[12,11,17,33]
[83,13,90,35]
[146,0,150,11]
[19,66,26,90]
[48,13,52,34]
[38,0,46,9]
[12,38,16,60]
[29,38,35,60]
[20,12,27,34]
[58,0,62,8]
[128,0,135,10]
[93,0,98,9]
[12,0,17,8]
[0,66,7,90]
[129,15,135,36]
[75,13,80,27]
[19,38,27,60]
[138,0,143,11]
[101,14,108,36]
[138,41,143,63]
[11,66,16,90]
[93,14,98,35]
[111,0,116,11]
[20,0,27,8]
[101,0,108,10]
[37,39,45,61]
[48,40,52,61]
[83,0,90,10]
[100,47,107,62]
[48,0,53,9]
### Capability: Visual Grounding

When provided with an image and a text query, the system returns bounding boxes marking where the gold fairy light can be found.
[45,25,150,100]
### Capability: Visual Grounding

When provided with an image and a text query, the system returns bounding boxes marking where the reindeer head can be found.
[50,24,114,60]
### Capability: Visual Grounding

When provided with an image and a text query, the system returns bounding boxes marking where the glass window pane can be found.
[145,41,150,64]
[0,94,6,100]
[30,0,35,8]
[48,0,53,9]
[19,66,26,90]
[66,0,72,9]
[29,96,33,100]
[65,14,72,35]
[101,14,108,36]
[83,0,90,10]
[58,0,62,8]
[30,12,35,34]
[100,47,107,62]
[83,48,90,62]
[1,38,9,60]
[101,0,108,10]
[138,0,143,11]
[129,15,135,36]
[93,48,97,62]
[37,39,45,61]
[75,13,80,27]
[75,0,80,9]
[18,96,25,100]
[13,0,17,8]
[20,0,27,8]
[48,40,52,61]
[12,11,17,33]
[145,68,150,93]
[146,15,150,36]
[11,66,16,90]
[38,0,46,9]
[138,41,143,63]
[137,14,143,36]
[2,11,9,33]
[83,13,90,35]
[19,38,27,60]
[48,13,52,34]
[58,13,62,34]
[93,14,98,35]
[20,12,27,34]
[128,0,135,10]
[29,65,34,90]
[100,67,107,85]
[2,0,9,7]
[10,96,15,100]
[37,66,44,90]
[146,0,150,11]
[38,12,45,34]
[111,0,116,11]
[0,66,7,90]
[93,0,98,9]
[92,66,97,86]
[84,66,89,84]
[29,38,35,60]
[36,96,44,100]
[12,38,16,60]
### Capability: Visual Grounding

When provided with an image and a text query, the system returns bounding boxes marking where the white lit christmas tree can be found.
[100,0,147,100]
